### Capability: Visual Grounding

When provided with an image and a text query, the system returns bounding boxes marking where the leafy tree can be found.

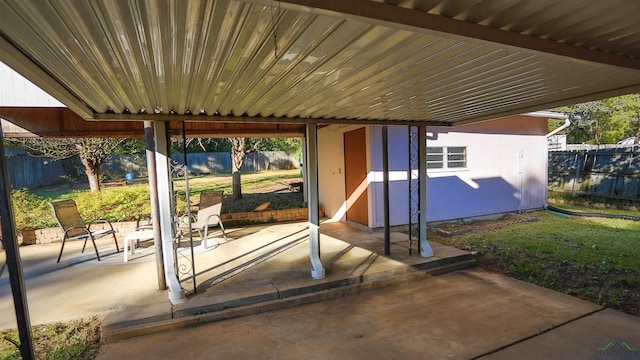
[7,138,124,192]
[249,137,302,152]
[608,94,640,144]
[557,94,640,144]
[171,138,230,153]
[114,138,145,156]
[170,137,302,154]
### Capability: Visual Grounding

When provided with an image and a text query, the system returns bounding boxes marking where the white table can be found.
[123,230,154,263]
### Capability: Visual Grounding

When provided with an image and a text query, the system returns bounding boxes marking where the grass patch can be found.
[431,211,640,316]
[0,317,101,360]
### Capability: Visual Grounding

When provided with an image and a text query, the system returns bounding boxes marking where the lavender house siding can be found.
[367,116,548,226]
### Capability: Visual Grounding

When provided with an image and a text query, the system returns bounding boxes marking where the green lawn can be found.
[432,209,640,316]
[0,318,101,360]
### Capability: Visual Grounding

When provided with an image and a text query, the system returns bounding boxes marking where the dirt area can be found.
[220,182,305,214]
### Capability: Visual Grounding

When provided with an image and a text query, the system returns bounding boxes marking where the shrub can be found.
[10,185,152,231]
[10,189,55,231]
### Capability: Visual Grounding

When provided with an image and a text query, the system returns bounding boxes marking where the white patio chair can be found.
[179,190,227,249]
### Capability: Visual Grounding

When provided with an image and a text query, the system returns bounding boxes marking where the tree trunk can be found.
[230,137,246,200]
[232,172,242,199]
[80,157,102,192]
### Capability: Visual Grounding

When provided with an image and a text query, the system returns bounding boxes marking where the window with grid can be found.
[427,146,467,170]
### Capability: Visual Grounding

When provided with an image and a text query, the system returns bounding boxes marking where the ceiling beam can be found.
[93,113,451,127]
[0,107,307,138]
[264,0,640,71]
[450,83,640,127]
[0,36,95,118]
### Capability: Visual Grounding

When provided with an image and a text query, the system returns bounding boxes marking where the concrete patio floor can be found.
[101,220,474,340]
[0,220,471,333]
[3,219,640,359]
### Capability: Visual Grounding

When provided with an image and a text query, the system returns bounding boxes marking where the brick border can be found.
[19,206,324,245]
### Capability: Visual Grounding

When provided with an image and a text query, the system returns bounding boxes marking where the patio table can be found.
[123,230,154,263]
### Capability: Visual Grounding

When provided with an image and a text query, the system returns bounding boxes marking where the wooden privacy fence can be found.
[548,148,640,200]
[4,151,298,190]
[103,151,299,177]
[5,155,81,190]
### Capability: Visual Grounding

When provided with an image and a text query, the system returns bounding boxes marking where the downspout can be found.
[153,121,186,305]
[534,111,571,207]
[143,121,166,290]
[306,124,325,279]
[544,115,571,138]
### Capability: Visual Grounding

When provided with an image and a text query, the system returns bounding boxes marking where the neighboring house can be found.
[318,113,552,227]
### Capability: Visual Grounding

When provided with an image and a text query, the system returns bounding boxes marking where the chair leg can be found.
[81,238,89,253]
[201,228,209,249]
[112,233,120,253]
[56,237,67,263]
[219,221,228,241]
[90,235,101,261]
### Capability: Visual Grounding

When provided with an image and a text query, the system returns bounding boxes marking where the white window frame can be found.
[427,146,467,170]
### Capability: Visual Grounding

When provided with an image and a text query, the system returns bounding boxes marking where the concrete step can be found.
[101,256,475,342]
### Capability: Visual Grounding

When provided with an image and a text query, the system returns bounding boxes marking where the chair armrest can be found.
[177,214,195,227]
[88,219,115,232]
[204,214,222,226]
[64,226,91,238]
[136,215,153,230]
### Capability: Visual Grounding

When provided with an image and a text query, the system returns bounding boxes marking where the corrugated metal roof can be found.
[0,0,639,126]
[391,0,640,59]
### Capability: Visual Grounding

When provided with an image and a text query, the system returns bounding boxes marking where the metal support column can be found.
[153,121,187,304]
[0,130,34,359]
[408,126,420,255]
[418,125,434,258]
[302,136,308,205]
[144,121,166,290]
[306,124,325,279]
[382,126,390,256]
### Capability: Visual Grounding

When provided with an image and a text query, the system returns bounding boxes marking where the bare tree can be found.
[10,137,124,192]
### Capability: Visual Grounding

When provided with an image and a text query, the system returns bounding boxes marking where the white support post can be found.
[144,121,166,290]
[419,125,434,258]
[306,124,325,279]
[153,121,187,304]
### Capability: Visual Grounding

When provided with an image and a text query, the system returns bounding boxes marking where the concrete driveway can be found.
[97,269,640,359]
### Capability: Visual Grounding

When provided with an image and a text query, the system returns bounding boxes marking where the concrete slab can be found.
[100,221,472,339]
[0,239,168,330]
[480,309,640,359]
[96,269,603,360]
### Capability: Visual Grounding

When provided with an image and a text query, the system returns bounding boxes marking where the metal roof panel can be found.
[0,0,639,126]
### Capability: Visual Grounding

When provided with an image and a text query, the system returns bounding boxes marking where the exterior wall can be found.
[0,61,63,106]
[318,124,369,224]
[421,116,548,223]
[318,116,549,227]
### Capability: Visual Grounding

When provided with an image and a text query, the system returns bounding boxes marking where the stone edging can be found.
[19,206,324,245]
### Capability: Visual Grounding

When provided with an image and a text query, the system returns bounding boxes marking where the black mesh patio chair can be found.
[49,199,120,263]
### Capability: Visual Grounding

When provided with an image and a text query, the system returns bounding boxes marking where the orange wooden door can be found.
[344,128,368,225]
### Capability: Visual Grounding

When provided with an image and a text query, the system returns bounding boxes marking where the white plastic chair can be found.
[180,190,227,249]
